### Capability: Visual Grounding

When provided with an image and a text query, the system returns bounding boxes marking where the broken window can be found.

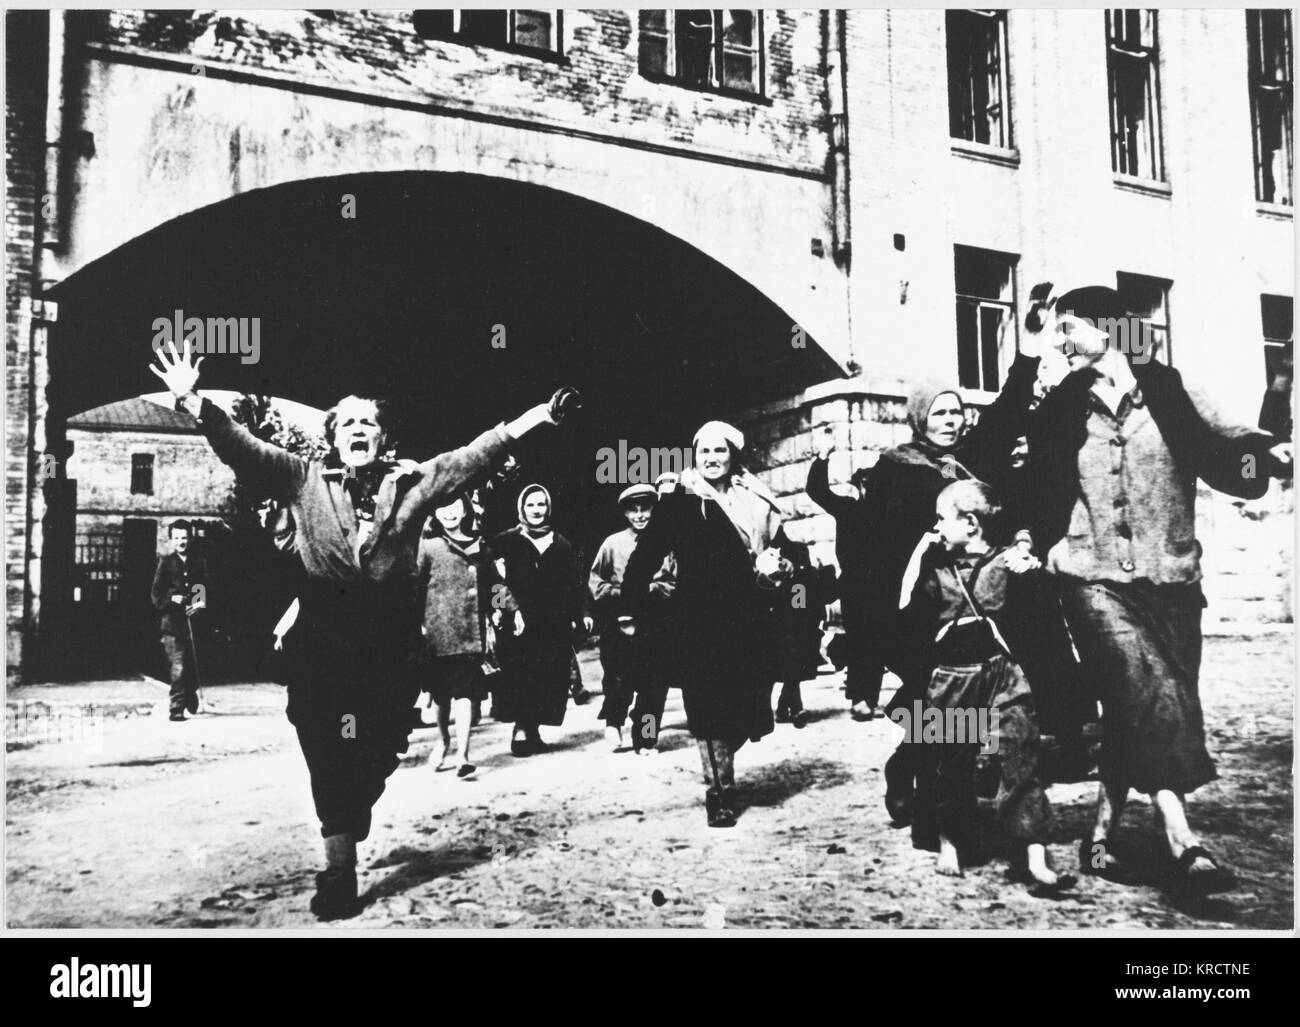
[1107,10,1165,181]
[412,10,561,55]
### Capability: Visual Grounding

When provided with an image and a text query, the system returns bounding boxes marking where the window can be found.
[955,246,1019,392]
[412,10,561,55]
[130,453,154,496]
[1106,10,1165,181]
[1116,272,1172,365]
[1262,294,1293,382]
[639,10,763,96]
[946,10,1011,148]
[1248,9,1293,206]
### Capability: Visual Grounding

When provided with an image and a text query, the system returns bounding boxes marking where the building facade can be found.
[6,8,1294,680]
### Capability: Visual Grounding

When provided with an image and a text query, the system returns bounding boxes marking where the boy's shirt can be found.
[588,528,676,621]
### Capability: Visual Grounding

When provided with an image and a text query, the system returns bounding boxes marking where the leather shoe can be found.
[309,868,358,921]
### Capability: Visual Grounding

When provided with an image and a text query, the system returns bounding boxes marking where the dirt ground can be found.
[5,632,1293,930]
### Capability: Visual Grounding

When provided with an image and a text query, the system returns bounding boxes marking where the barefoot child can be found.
[900,480,1073,894]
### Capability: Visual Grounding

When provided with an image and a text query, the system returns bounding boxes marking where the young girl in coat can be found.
[417,495,519,779]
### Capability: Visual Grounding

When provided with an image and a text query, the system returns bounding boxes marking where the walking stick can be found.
[185,609,207,713]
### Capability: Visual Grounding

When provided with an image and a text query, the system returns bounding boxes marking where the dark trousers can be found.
[630,677,670,751]
[162,633,198,716]
[597,630,635,727]
[294,712,413,840]
[284,588,421,841]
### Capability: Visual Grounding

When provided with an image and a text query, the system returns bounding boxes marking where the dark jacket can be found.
[765,532,831,682]
[1022,357,1277,556]
[490,527,587,727]
[151,552,208,638]
[196,397,510,591]
[812,354,1039,664]
[623,485,777,743]
[417,533,515,659]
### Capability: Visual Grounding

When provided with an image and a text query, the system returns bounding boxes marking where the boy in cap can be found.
[588,483,673,750]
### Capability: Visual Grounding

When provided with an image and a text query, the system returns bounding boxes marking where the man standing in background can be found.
[150,520,208,722]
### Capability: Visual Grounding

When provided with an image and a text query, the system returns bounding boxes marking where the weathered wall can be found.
[66,428,233,552]
[6,12,48,680]
[844,8,1293,423]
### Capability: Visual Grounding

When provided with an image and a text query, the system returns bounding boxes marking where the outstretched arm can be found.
[394,388,581,531]
[806,428,859,520]
[151,339,308,500]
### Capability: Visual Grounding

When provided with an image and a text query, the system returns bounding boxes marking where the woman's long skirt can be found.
[1059,579,1215,796]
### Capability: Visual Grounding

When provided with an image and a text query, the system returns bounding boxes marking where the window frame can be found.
[1106,9,1166,184]
[130,453,155,497]
[638,10,767,102]
[1247,8,1294,208]
[954,244,1021,395]
[946,9,1014,152]
[1261,293,1294,383]
[412,9,565,61]
[1115,270,1173,366]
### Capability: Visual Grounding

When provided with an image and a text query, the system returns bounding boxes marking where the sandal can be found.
[1169,845,1236,897]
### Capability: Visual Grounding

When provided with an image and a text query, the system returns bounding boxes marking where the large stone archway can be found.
[17,170,842,681]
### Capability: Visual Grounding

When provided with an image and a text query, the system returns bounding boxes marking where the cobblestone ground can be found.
[5,633,1293,930]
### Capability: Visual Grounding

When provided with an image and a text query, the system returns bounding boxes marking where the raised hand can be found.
[150,338,204,398]
[547,386,583,426]
[814,424,835,461]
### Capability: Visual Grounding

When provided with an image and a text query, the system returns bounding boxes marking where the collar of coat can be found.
[320,457,420,483]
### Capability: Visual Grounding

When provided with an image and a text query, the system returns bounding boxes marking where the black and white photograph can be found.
[3,3,1295,951]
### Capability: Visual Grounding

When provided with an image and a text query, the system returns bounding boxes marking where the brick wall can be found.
[92,9,828,173]
[5,11,48,680]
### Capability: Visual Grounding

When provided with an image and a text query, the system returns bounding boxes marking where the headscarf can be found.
[884,380,973,477]
[516,483,553,539]
[692,420,745,451]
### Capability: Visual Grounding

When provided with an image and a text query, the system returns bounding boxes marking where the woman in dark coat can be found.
[808,362,1037,722]
[623,420,785,827]
[812,359,1037,822]
[492,484,590,756]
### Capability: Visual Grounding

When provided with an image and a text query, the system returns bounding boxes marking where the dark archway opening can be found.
[41,171,839,677]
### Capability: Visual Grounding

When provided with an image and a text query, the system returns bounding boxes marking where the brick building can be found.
[6,9,1294,681]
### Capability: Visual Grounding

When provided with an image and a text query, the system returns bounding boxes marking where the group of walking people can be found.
[150,277,1292,919]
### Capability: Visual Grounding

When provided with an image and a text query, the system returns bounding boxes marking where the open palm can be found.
[150,339,204,397]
